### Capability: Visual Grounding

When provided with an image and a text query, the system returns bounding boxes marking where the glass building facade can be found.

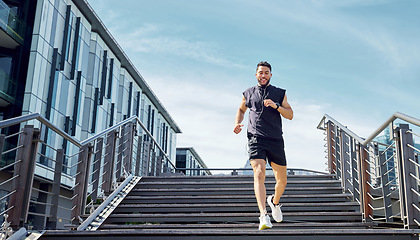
[176,147,211,176]
[1,0,181,165]
[0,0,36,122]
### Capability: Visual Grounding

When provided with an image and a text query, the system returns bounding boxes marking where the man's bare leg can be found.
[250,159,267,216]
[271,162,287,204]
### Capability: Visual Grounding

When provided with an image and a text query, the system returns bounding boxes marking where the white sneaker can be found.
[258,214,273,230]
[267,194,283,222]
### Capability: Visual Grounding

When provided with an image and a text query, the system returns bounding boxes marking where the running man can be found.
[233,61,293,230]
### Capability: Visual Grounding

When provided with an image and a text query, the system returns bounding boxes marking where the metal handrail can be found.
[0,113,174,168]
[317,113,365,144]
[318,111,420,229]
[0,113,81,147]
[79,115,137,145]
[135,118,175,168]
[317,112,420,146]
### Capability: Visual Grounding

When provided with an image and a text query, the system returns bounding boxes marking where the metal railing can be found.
[318,112,420,229]
[0,113,176,232]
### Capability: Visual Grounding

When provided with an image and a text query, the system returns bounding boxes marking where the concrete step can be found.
[99,222,376,230]
[112,202,360,213]
[40,227,420,240]
[129,186,344,196]
[103,211,363,224]
[139,174,337,182]
[122,193,353,204]
[134,179,342,189]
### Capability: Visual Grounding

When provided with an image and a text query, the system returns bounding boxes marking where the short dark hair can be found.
[256,61,271,72]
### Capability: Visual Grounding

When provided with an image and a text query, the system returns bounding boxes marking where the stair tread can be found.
[131,186,343,191]
[141,174,335,179]
[100,222,374,229]
[125,193,352,198]
[109,212,361,217]
[137,180,341,185]
[116,202,360,207]
[43,228,419,236]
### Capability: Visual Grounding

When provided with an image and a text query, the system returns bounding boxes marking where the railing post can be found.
[395,124,419,228]
[335,127,342,181]
[155,155,162,176]
[102,131,117,194]
[72,144,93,224]
[123,122,134,175]
[358,143,372,221]
[135,135,142,176]
[8,125,40,229]
[47,148,64,229]
[116,127,124,180]
[326,121,337,175]
[142,140,151,176]
[150,150,156,176]
[91,138,103,203]
[378,147,393,223]
[340,131,351,193]
[350,137,360,202]
[0,134,5,157]
[162,157,170,174]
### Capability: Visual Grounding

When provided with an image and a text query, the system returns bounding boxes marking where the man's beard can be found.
[258,78,270,88]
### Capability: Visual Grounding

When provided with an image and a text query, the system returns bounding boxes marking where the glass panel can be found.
[0,0,26,44]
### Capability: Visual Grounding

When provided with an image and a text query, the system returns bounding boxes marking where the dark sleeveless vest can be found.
[243,85,286,139]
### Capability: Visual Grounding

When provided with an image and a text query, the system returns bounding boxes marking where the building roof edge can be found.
[73,0,182,133]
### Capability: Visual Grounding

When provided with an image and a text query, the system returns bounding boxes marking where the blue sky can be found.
[87,0,420,172]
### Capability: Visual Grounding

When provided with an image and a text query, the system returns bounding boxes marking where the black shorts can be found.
[248,135,287,166]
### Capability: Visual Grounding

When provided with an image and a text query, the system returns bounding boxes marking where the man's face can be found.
[256,66,272,87]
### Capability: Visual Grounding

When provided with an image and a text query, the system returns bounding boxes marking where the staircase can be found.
[38,173,419,240]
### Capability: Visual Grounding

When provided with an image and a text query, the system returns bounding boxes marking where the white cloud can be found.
[282,101,329,172]
[108,23,246,69]
[252,1,420,72]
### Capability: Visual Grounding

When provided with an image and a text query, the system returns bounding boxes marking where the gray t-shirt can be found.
[243,85,286,139]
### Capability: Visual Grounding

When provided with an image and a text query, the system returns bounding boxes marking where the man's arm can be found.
[233,96,248,134]
[278,94,293,120]
[263,93,293,120]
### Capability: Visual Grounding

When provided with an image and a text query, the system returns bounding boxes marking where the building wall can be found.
[21,0,179,166]
[176,148,210,176]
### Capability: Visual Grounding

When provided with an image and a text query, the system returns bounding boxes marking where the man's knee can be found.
[254,168,265,182]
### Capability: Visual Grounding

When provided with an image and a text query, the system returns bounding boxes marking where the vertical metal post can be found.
[92,138,103,202]
[162,156,168,174]
[150,150,156,176]
[340,131,351,192]
[8,126,40,228]
[379,149,393,222]
[142,140,151,176]
[156,155,163,176]
[350,138,360,202]
[395,124,419,228]
[0,134,5,157]
[123,122,134,175]
[335,127,342,180]
[102,131,116,194]
[326,121,336,175]
[116,127,124,180]
[358,144,372,221]
[72,144,93,224]
[135,135,142,176]
[47,149,64,228]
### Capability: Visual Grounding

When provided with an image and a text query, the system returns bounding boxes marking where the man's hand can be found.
[263,99,277,109]
[233,124,244,134]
